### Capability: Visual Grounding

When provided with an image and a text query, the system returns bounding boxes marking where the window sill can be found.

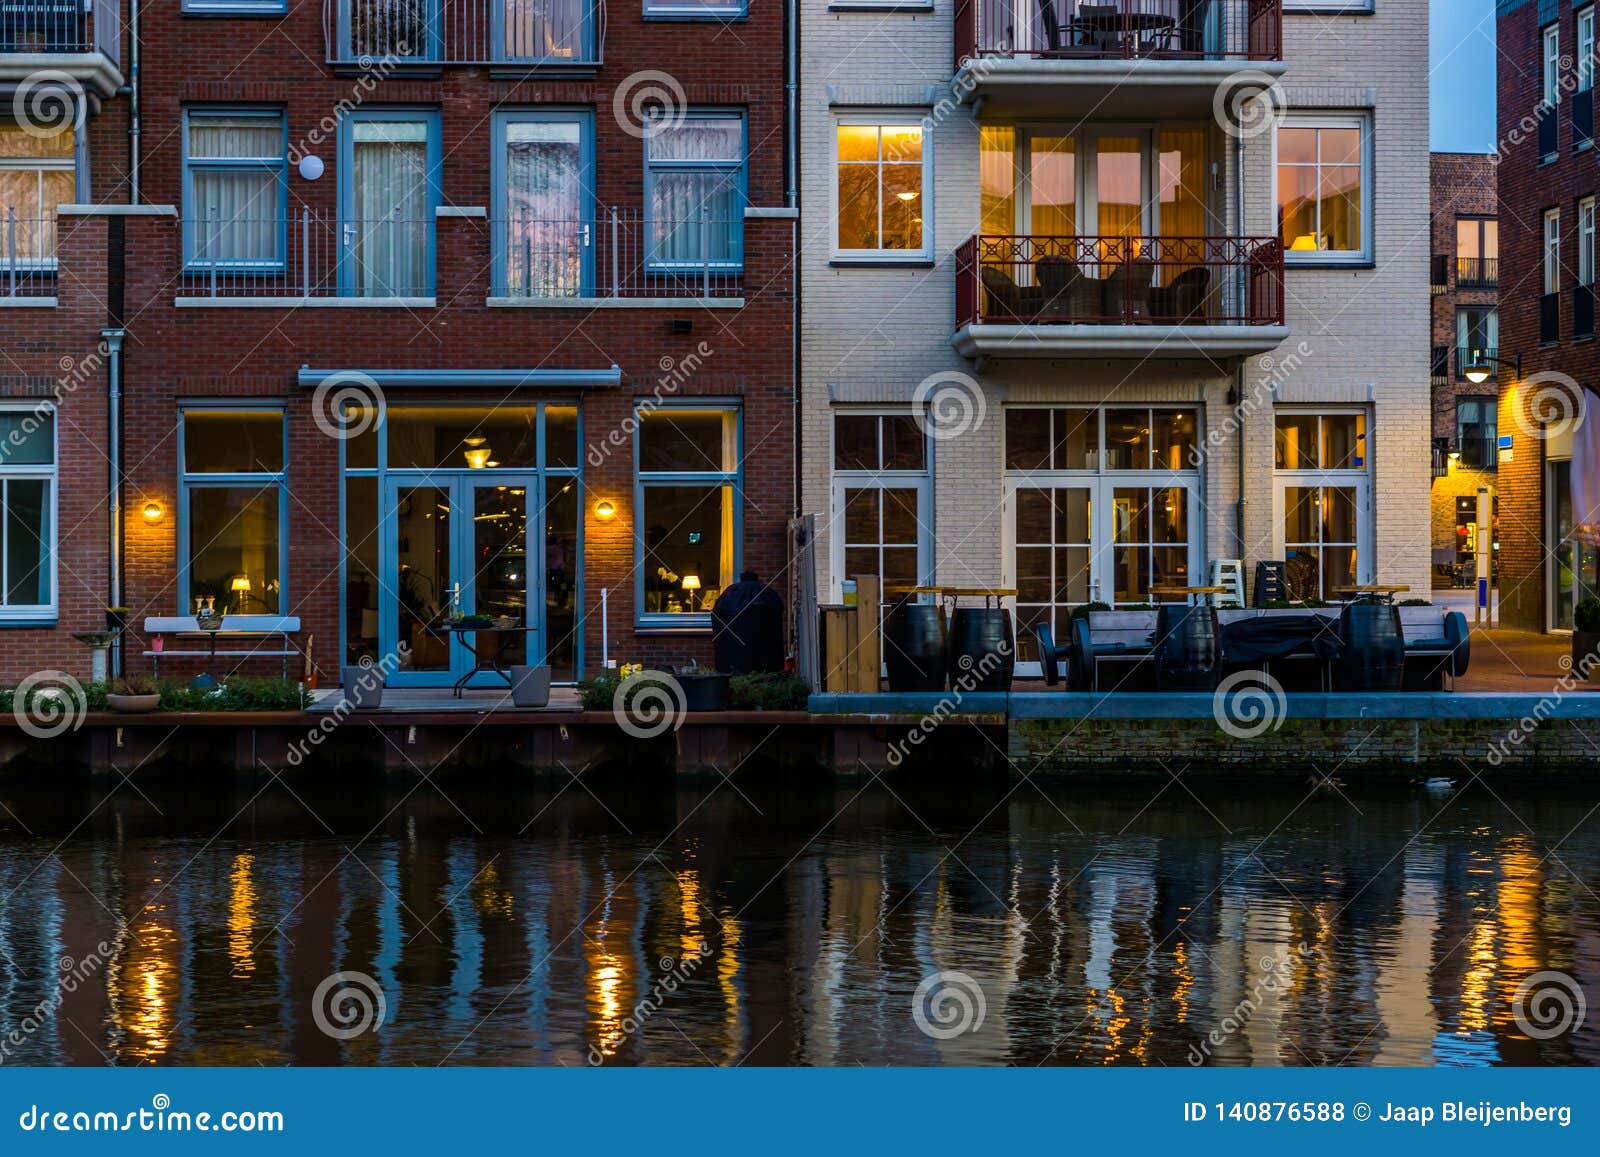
[0,617,57,629]
[175,296,437,308]
[643,11,749,20]
[828,2,935,11]
[1286,259,1375,271]
[0,297,57,308]
[829,257,936,269]
[486,296,744,309]
[634,621,713,635]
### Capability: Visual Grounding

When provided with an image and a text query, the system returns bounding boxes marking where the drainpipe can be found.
[102,328,126,677]
[1234,131,1247,558]
[787,0,801,522]
[128,0,141,202]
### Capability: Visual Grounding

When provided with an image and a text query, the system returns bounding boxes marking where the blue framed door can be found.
[338,109,441,298]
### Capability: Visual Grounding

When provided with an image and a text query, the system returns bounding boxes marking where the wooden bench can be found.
[143,615,303,679]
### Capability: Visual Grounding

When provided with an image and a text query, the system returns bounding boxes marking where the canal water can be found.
[0,776,1597,1066]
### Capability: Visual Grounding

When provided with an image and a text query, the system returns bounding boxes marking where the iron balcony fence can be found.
[955,233,1284,327]
[178,209,435,299]
[0,0,120,61]
[323,0,605,66]
[1,208,57,298]
[1456,435,1499,472]
[954,0,1281,64]
[1455,345,1497,379]
[1455,256,1499,288]
[493,207,743,299]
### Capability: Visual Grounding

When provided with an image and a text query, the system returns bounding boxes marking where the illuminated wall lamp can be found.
[594,499,617,520]
[141,500,164,523]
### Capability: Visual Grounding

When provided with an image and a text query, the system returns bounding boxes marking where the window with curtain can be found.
[503,0,591,60]
[646,113,745,270]
[181,409,286,615]
[1455,399,1498,469]
[979,126,1016,237]
[0,408,54,618]
[636,407,740,623]
[499,113,590,297]
[0,125,72,267]
[183,110,285,268]
[834,120,928,258]
[348,116,433,296]
[1456,307,1499,371]
[1456,216,1499,285]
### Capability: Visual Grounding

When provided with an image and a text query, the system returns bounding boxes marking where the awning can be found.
[295,366,622,390]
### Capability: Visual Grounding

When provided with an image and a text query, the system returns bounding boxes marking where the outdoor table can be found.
[431,619,538,698]
[1152,584,1230,605]
[1072,8,1178,55]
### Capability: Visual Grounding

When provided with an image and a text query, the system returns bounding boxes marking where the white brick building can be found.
[799,0,1430,673]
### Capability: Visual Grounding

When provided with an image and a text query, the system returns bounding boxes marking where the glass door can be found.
[387,480,455,680]
[501,114,591,298]
[342,113,438,298]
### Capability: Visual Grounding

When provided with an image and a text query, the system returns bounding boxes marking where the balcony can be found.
[323,0,605,73]
[953,232,1287,360]
[1455,256,1498,289]
[1431,345,1449,385]
[0,0,123,99]
[0,208,56,303]
[952,0,1283,118]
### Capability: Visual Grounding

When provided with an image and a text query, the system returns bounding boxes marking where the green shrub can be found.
[1575,597,1600,634]
[576,673,621,712]
[1399,598,1433,607]
[158,677,309,712]
[728,672,810,711]
[1069,601,1113,622]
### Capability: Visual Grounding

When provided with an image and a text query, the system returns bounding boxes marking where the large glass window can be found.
[637,407,740,624]
[1455,398,1498,470]
[832,414,929,604]
[1277,117,1370,262]
[1456,307,1499,373]
[1455,216,1499,285]
[1273,412,1371,602]
[181,409,286,614]
[835,120,929,259]
[342,112,438,297]
[0,124,72,267]
[645,112,744,271]
[495,111,591,297]
[182,109,286,268]
[0,408,55,617]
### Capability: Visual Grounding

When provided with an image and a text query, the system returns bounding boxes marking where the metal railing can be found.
[177,209,434,299]
[955,233,1284,327]
[0,0,120,64]
[955,0,1281,64]
[324,0,604,65]
[1431,345,1449,383]
[1455,256,1499,287]
[1,208,57,298]
[1456,435,1499,472]
[494,207,743,299]
[1455,345,1497,378]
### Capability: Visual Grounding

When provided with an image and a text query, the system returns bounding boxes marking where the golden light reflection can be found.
[228,853,256,977]
[1172,941,1192,1025]
[472,861,515,921]
[117,916,179,1061]
[676,868,705,959]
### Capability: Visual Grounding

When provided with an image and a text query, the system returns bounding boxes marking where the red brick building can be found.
[1,1,795,688]
[1496,0,1600,633]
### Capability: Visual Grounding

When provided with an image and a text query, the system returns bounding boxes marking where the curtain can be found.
[504,0,587,59]
[353,121,429,295]
[649,119,744,266]
[979,127,1016,237]
[505,121,583,295]
[1030,135,1075,237]
[189,116,281,265]
[1573,388,1600,545]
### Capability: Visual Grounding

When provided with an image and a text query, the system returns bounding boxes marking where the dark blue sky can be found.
[1431,0,1498,153]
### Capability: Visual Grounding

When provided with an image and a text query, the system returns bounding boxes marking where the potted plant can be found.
[1573,598,1600,680]
[107,677,162,714]
[105,606,130,631]
[340,659,389,710]
[676,663,730,711]
[509,664,552,708]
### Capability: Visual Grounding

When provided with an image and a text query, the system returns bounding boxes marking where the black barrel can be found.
[885,602,948,692]
[948,608,1015,692]
[1155,604,1220,691]
[1336,601,1405,692]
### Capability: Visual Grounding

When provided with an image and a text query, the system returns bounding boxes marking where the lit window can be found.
[1277,117,1370,262]
[636,408,740,623]
[0,124,73,267]
[180,409,286,614]
[834,121,930,259]
[0,408,55,619]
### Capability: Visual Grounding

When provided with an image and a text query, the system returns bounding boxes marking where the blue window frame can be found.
[491,109,595,297]
[181,108,287,271]
[634,403,743,629]
[181,0,289,13]
[177,407,289,616]
[0,405,57,624]
[643,0,747,18]
[336,108,442,298]
[643,110,746,273]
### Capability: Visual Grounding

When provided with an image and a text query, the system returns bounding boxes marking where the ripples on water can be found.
[0,776,1597,1067]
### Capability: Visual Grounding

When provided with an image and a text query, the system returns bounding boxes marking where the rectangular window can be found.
[645,112,745,271]
[1274,412,1372,603]
[1456,307,1499,372]
[833,414,930,605]
[182,0,288,12]
[0,408,55,618]
[180,409,286,615]
[1582,7,1596,92]
[834,119,930,260]
[1583,198,1596,287]
[340,111,439,296]
[1546,23,1563,106]
[1277,116,1370,262]
[1455,216,1498,285]
[1546,207,1563,295]
[182,109,286,269]
[0,124,73,267]
[1455,398,1498,470]
[644,0,745,15]
[494,110,592,297]
[636,407,740,625]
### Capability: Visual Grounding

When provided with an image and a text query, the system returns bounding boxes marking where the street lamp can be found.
[1462,350,1521,385]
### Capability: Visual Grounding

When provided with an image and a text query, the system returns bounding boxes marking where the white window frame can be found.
[829,412,933,603]
[1275,113,1374,266]
[1546,23,1563,107]
[1581,197,1596,288]
[0,403,59,622]
[830,114,934,264]
[1271,409,1374,603]
[0,125,76,271]
[1546,207,1563,295]
[1284,0,1371,10]
[1581,7,1596,93]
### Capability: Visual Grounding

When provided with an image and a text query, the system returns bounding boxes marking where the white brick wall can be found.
[799,0,1432,601]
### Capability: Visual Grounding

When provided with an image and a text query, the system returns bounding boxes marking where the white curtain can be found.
[648,118,743,266]
[353,121,429,296]
[505,121,583,296]
[189,116,281,265]
[503,0,587,59]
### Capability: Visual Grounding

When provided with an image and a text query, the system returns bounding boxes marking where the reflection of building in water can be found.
[1373,842,1442,1065]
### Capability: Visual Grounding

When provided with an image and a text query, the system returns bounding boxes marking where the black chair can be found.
[1034,624,1074,687]
[1253,560,1289,607]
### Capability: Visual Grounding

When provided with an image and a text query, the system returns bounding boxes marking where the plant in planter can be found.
[107,677,162,714]
[1573,598,1600,680]
[676,662,730,711]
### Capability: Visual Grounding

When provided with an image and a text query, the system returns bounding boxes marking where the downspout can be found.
[103,328,125,676]
[129,0,141,202]
[787,0,801,520]
[1234,130,1247,559]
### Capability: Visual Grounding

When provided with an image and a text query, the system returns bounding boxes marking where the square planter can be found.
[509,665,551,708]
[341,664,388,711]
[678,673,730,712]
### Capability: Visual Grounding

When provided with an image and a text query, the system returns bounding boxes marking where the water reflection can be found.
[0,782,1598,1066]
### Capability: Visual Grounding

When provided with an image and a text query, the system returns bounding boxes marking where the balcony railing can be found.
[493,208,743,299]
[955,0,1281,64]
[1456,435,1499,472]
[0,0,120,63]
[324,0,604,67]
[1455,345,1496,380]
[1,208,56,298]
[956,233,1284,328]
[1455,256,1498,288]
[1431,345,1449,383]
[178,210,434,299]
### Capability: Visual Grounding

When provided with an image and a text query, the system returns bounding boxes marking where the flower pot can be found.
[678,673,730,712]
[106,693,161,714]
[509,665,551,708]
[1573,632,1600,680]
[340,664,388,710]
